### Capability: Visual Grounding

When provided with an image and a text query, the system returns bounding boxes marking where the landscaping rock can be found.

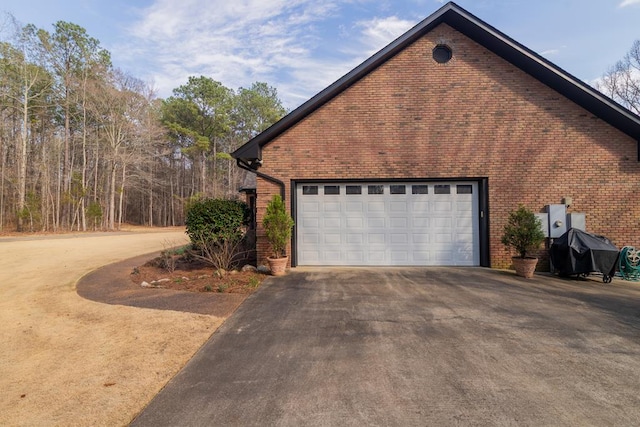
[241,264,258,273]
[141,281,165,289]
[257,265,270,274]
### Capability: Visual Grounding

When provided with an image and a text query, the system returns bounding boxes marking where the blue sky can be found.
[2,0,640,109]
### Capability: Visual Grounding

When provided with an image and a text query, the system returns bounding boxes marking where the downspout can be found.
[236,158,285,200]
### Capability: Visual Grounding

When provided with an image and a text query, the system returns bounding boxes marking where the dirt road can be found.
[0,228,221,426]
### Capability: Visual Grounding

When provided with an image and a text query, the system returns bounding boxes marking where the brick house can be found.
[232,2,640,269]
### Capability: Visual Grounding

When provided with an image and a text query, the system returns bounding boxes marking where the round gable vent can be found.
[433,45,452,63]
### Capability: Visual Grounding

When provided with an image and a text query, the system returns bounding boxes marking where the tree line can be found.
[0,16,286,232]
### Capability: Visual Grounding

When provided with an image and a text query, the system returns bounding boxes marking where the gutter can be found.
[236,158,285,200]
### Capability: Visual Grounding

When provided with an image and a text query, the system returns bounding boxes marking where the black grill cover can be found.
[550,228,619,276]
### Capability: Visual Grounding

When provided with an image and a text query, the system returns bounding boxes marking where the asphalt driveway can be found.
[132,268,640,426]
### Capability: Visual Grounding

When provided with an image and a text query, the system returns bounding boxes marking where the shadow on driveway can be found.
[131,267,640,426]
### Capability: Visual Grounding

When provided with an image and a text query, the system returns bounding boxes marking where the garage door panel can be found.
[413,251,430,262]
[412,217,429,227]
[412,201,430,212]
[455,245,475,263]
[457,201,473,211]
[368,217,385,228]
[323,218,341,228]
[346,217,363,228]
[369,234,386,244]
[435,251,453,262]
[390,233,409,244]
[390,251,409,262]
[456,232,473,243]
[436,233,453,243]
[346,201,364,212]
[297,181,479,266]
[368,250,386,262]
[413,233,430,243]
[367,201,385,212]
[347,233,364,244]
[323,233,342,244]
[456,217,473,228]
[302,201,320,212]
[390,202,408,212]
[434,201,452,212]
[432,217,452,228]
[301,233,320,244]
[301,250,321,262]
[301,217,320,228]
[346,251,365,262]
[324,202,341,212]
[390,217,408,228]
[323,251,343,263]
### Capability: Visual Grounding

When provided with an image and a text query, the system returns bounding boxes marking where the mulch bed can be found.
[130,256,265,294]
[77,252,267,317]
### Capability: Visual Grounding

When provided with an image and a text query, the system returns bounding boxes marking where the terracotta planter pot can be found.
[512,257,538,278]
[267,256,288,276]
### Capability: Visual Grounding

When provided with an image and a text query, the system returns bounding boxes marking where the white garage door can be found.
[296,182,479,266]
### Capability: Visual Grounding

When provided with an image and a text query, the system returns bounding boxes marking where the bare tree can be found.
[87,69,153,230]
[597,40,640,115]
[0,18,51,231]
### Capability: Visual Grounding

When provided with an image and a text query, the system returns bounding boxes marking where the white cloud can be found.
[539,45,566,57]
[115,1,424,109]
[118,0,342,106]
[540,49,560,56]
[619,0,640,7]
[355,16,416,55]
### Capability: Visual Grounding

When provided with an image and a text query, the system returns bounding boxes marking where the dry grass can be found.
[0,229,222,426]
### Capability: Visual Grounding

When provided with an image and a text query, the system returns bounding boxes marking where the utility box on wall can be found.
[535,213,549,237]
[547,204,567,238]
[567,213,586,231]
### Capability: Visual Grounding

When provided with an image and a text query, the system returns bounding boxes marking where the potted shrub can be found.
[501,204,546,278]
[262,194,295,276]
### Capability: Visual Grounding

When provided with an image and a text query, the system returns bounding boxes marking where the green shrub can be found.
[185,198,250,270]
[262,194,295,258]
[185,198,249,244]
[501,205,546,259]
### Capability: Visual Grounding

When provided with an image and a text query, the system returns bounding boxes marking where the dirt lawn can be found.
[0,228,223,426]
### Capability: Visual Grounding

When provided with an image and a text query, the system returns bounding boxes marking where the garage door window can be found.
[346,185,362,195]
[434,185,451,194]
[457,185,473,194]
[324,185,340,195]
[303,185,318,195]
[368,185,384,195]
[412,185,428,194]
[390,185,406,194]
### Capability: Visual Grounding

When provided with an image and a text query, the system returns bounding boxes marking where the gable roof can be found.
[232,1,640,162]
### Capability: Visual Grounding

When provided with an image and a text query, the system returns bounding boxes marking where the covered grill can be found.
[550,228,619,283]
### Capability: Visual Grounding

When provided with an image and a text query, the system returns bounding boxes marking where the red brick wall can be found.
[255,23,640,269]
